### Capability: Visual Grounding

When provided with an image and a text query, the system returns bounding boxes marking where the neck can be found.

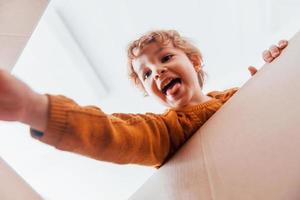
[187,90,213,107]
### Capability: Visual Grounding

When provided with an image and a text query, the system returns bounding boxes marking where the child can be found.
[0,30,288,168]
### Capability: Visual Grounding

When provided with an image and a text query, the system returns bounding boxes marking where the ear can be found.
[189,54,203,71]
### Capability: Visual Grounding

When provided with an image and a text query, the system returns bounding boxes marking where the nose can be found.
[154,67,167,80]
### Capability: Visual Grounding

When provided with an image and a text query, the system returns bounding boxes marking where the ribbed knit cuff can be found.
[30,94,72,147]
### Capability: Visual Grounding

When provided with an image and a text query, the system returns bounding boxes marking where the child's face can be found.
[132,42,202,109]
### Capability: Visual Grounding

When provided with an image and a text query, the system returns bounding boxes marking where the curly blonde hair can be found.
[127,30,205,94]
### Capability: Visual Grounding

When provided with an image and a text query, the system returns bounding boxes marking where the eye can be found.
[143,70,152,80]
[161,54,173,63]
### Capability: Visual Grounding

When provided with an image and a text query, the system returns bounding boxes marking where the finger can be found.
[263,50,274,63]
[248,66,258,76]
[278,40,288,49]
[269,45,280,58]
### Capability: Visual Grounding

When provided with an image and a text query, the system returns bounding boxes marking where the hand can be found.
[0,69,48,131]
[248,40,288,76]
[262,40,288,63]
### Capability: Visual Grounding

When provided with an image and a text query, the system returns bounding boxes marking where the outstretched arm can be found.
[248,40,288,76]
[0,70,48,131]
[0,69,182,167]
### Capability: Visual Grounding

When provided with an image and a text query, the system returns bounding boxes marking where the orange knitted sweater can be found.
[30,88,238,168]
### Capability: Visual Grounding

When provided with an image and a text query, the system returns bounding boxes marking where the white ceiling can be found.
[51,0,300,94]
[1,0,300,199]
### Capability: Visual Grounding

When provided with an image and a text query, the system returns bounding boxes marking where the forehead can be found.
[132,42,174,72]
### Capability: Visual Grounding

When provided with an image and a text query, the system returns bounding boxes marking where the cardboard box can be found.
[0,0,48,71]
[130,31,300,200]
[0,157,43,199]
[0,0,47,199]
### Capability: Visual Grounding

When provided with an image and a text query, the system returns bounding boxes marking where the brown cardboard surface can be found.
[0,157,42,200]
[0,35,29,70]
[0,0,48,36]
[0,0,48,71]
[0,0,48,199]
[129,30,300,200]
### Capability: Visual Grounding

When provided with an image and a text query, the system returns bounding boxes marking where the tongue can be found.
[166,82,181,96]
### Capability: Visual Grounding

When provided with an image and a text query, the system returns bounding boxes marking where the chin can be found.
[158,93,190,109]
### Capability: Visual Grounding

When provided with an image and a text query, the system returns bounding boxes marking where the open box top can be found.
[130,30,300,200]
[0,0,48,199]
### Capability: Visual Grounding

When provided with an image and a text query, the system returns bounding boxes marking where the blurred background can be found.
[0,0,299,199]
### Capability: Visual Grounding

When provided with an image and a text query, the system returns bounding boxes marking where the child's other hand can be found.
[262,40,288,63]
[248,66,258,76]
[248,40,288,76]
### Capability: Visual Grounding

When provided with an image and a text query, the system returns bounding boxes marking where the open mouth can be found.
[161,78,182,95]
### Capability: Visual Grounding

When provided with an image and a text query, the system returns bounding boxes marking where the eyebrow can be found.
[135,47,168,73]
[154,47,164,55]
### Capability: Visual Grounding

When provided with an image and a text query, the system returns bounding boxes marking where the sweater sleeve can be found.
[207,87,239,102]
[30,95,184,167]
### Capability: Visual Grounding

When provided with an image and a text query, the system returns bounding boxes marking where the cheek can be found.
[181,63,198,79]
[144,80,163,97]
